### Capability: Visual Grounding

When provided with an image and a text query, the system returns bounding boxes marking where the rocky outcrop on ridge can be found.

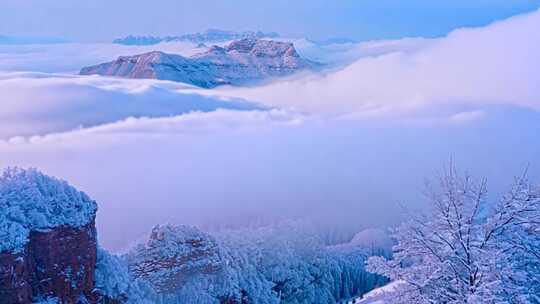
[80,38,315,88]
[0,168,114,304]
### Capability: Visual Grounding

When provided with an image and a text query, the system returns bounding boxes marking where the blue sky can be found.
[1,0,539,42]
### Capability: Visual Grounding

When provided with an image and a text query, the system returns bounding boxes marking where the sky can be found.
[1,0,540,42]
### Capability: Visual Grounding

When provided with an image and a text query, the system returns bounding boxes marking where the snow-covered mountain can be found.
[113,29,279,45]
[80,38,316,88]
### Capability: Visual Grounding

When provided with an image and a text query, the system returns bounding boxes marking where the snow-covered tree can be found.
[488,173,540,303]
[367,165,540,303]
[122,222,389,303]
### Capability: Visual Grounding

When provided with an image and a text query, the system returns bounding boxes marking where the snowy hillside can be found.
[80,38,316,88]
[106,223,391,303]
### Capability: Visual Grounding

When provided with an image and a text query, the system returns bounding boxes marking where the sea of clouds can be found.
[0,9,539,251]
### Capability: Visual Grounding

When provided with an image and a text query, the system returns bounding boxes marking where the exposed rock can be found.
[0,223,98,304]
[0,251,31,303]
[80,38,316,88]
[80,51,226,88]
[27,221,97,303]
[126,224,223,294]
[0,168,117,304]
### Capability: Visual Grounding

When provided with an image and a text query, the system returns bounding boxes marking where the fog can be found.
[213,9,540,114]
[0,10,539,251]
[0,106,537,250]
[0,72,261,138]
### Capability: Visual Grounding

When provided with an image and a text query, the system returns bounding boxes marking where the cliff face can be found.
[126,224,223,294]
[0,250,29,303]
[0,221,97,304]
[80,38,316,88]
[27,221,97,303]
[0,168,114,304]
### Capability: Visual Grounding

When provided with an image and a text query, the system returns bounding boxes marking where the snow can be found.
[0,167,97,253]
[121,222,389,303]
[129,224,222,262]
[354,281,404,304]
[365,168,540,303]
[80,38,316,88]
[94,247,158,303]
[126,224,223,294]
[329,228,392,252]
[32,298,59,304]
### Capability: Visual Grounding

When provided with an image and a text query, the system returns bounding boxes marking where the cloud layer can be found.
[1,106,539,251]
[0,10,538,251]
[214,10,540,115]
[0,42,204,73]
[0,72,261,138]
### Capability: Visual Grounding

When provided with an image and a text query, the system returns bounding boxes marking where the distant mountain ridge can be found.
[80,38,316,88]
[113,29,279,45]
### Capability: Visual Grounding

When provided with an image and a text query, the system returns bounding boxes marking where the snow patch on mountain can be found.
[80,38,316,88]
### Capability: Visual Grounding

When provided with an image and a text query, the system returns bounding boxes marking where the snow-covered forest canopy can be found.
[367,165,540,303]
[1,166,539,304]
[96,222,390,304]
[91,164,540,304]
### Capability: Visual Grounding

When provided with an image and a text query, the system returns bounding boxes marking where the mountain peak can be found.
[81,38,315,88]
[225,38,258,52]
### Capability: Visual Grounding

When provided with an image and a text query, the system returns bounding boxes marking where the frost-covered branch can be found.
[367,165,540,303]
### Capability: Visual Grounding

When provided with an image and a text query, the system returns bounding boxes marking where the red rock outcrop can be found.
[0,220,98,304]
[0,250,31,303]
[0,168,118,304]
[127,224,223,294]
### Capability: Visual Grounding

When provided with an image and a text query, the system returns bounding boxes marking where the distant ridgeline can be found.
[113,29,280,45]
[0,168,390,303]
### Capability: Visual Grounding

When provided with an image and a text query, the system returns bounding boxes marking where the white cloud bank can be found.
[212,9,540,115]
[0,41,204,73]
[0,106,538,251]
[0,72,261,138]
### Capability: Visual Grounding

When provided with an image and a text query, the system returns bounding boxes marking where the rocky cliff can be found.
[80,38,315,88]
[126,224,223,294]
[0,168,114,304]
[0,222,98,303]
